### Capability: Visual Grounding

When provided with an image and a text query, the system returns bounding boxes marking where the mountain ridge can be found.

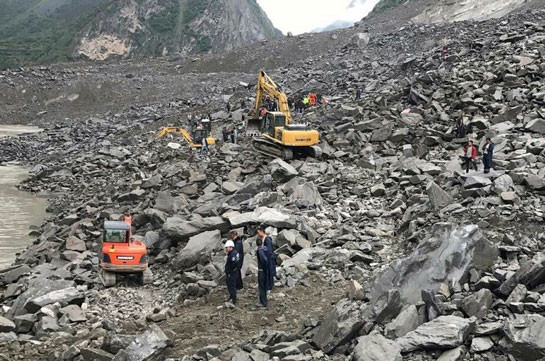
[0,0,281,69]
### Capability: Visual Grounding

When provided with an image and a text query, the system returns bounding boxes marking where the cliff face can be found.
[0,0,281,69]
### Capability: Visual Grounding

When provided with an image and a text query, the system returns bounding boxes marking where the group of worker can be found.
[223,226,276,308]
[293,93,326,113]
[222,127,238,144]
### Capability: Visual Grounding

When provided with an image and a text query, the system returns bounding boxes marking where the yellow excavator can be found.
[246,70,321,160]
[156,125,215,148]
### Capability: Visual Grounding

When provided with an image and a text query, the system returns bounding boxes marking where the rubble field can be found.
[1,6,545,361]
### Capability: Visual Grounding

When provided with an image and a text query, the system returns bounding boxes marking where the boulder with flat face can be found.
[25,287,84,313]
[312,299,363,354]
[503,314,545,361]
[397,315,476,352]
[121,324,172,361]
[352,332,402,361]
[173,230,221,268]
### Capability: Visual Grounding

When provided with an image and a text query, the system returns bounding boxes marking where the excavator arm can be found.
[254,70,292,124]
[156,127,195,146]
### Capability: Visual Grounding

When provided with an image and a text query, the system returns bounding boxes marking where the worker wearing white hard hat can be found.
[224,239,240,305]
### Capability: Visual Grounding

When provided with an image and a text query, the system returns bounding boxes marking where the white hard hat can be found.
[224,240,235,248]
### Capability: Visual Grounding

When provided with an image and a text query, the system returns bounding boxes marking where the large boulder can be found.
[352,333,402,361]
[289,182,323,208]
[0,316,15,333]
[460,289,494,318]
[8,279,75,317]
[366,224,497,307]
[276,229,311,251]
[173,230,221,268]
[497,252,545,296]
[269,159,298,182]
[525,118,545,134]
[0,265,31,284]
[385,305,421,338]
[120,324,172,361]
[397,315,476,352]
[228,207,297,229]
[503,314,545,361]
[312,299,363,354]
[25,287,84,313]
[163,215,228,241]
[426,181,453,210]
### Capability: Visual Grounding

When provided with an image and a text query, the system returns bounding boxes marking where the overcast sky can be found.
[257,0,380,35]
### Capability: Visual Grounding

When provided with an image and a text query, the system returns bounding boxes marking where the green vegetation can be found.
[0,0,108,69]
[148,1,179,33]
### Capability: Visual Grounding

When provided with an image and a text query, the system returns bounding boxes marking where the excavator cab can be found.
[192,128,209,144]
[263,112,287,139]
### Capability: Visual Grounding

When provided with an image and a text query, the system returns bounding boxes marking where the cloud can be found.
[258,0,380,35]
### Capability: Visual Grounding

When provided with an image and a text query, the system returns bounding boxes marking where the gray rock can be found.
[525,175,545,191]
[312,299,363,354]
[503,314,545,361]
[173,230,221,268]
[525,118,545,134]
[506,284,528,304]
[60,304,86,322]
[371,184,386,197]
[470,336,494,352]
[397,315,476,352]
[269,158,298,182]
[34,315,60,336]
[348,280,365,301]
[426,181,453,210]
[385,305,420,338]
[464,176,492,189]
[276,229,311,251]
[65,235,86,252]
[0,316,15,333]
[437,346,466,361]
[460,288,494,318]
[352,333,402,361]
[25,287,84,313]
[494,174,514,193]
[497,252,545,296]
[163,216,228,241]
[80,347,114,361]
[0,264,31,284]
[228,207,297,229]
[62,345,81,361]
[289,181,323,208]
[122,324,171,361]
[13,313,38,333]
[366,224,497,306]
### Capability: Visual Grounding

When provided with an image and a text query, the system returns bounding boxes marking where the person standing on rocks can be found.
[224,240,240,305]
[355,88,361,101]
[222,128,230,143]
[257,226,276,292]
[256,237,270,308]
[463,140,478,173]
[231,127,238,145]
[482,137,495,174]
[200,137,209,156]
[226,102,231,113]
[230,230,244,292]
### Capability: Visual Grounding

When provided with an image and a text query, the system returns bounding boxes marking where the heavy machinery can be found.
[246,70,321,160]
[98,219,153,287]
[156,125,215,148]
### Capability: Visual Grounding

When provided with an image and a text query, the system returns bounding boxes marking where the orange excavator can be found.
[98,217,153,287]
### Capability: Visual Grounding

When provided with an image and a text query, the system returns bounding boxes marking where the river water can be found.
[0,126,47,269]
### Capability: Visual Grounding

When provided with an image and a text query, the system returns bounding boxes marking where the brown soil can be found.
[162,273,347,357]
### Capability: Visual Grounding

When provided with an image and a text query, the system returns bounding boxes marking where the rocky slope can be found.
[0,0,281,69]
[0,4,545,361]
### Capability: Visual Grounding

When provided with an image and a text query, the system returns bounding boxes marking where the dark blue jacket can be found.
[257,246,269,271]
[225,249,240,275]
[233,237,244,267]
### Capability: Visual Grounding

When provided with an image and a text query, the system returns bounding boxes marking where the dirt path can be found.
[162,273,347,357]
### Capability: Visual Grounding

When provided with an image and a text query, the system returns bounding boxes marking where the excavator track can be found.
[253,138,322,160]
[99,268,117,287]
[253,138,294,160]
[142,268,153,285]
